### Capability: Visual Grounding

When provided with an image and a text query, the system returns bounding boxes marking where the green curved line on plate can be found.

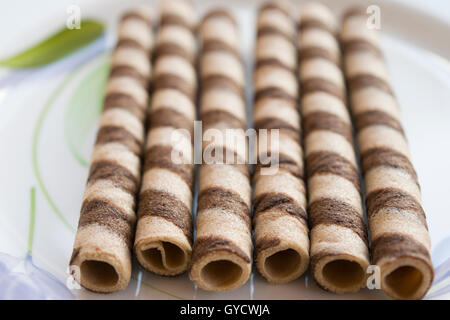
[32,70,81,233]
[0,20,104,68]
[27,187,36,256]
[31,55,184,300]
[64,57,109,167]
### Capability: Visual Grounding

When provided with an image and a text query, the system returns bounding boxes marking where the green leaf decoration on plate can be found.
[0,20,104,68]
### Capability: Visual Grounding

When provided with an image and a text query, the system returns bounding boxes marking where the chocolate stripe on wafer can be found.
[154,43,195,65]
[254,152,304,180]
[202,74,244,97]
[299,19,336,35]
[79,199,134,248]
[149,108,194,135]
[371,233,431,264]
[366,188,427,227]
[70,7,153,293]
[300,77,345,101]
[254,117,300,142]
[202,110,246,130]
[348,74,394,96]
[342,6,366,20]
[252,1,310,285]
[342,7,433,300]
[254,87,297,104]
[202,39,241,60]
[121,11,151,25]
[354,110,404,134]
[109,66,147,87]
[254,192,307,224]
[133,0,197,277]
[103,93,146,121]
[144,145,193,190]
[116,38,148,52]
[255,237,281,252]
[88,160,138,196]
[361,147,418,184]
[138,189,192,240]
[259,1,291,17]
[306,151,360,192]
[198,187,251,228]
[159,0,196,29]
[303,111,353,143]
[96,126,143,157]
[160,14,194,31]
[189,9,252,292]
[202,9,237,26]
[257,26,294,43]
[299,3,370,294]
[255,58,296,74]
[103,93,145,121]
[309,198,367,244]
[299,46,340,66]
[342,39,383,58]
[153,73,196,101]
[191,236,251,265]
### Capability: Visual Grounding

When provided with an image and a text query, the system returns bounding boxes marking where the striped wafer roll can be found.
[69,8,153,293]
[189,9,252,292]
[299,3,370,293]
[341,8,433,300]
[133,0,197,276]
[252,1,310,284]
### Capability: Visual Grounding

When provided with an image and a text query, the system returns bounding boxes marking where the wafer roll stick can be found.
[189,9,252,292]
[133,0,197,276]
[298,3,370,293]
[252,1,309,284]
[341,8,433,300]
[69,8,153,293]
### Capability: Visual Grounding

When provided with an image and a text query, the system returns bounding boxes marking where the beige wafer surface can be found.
[342,7,433,300]
[69,8,153,293]
[134,0,197,276]
[189,9,252,292]
[252,1,310,284]
[299,2,370,293]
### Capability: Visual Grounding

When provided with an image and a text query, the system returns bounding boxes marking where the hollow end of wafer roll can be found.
[312,254,369,293]
[190,252,251,292]
[379,257,434,300]
[135,240,191,276]
[70,247,130,293]
[256,244,309,284]
[77,259,123,293]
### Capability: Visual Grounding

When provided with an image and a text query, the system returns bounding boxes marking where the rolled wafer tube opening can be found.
[80,260,119,289]
[264,249,302,280]
[137,241,187,274]
[200,260,243,289]
[384,266,424,299]
[379,257,434,300]
[321,259,366,290]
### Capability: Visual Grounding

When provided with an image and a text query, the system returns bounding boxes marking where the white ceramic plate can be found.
[0,0,449,300]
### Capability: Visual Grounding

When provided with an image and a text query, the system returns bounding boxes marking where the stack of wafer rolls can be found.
[298,2,370,293]
[189,9,252,292]
[133,0,197,276]
[341,8,433,299]
[252,1,310,284]
[69,8,153,293]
